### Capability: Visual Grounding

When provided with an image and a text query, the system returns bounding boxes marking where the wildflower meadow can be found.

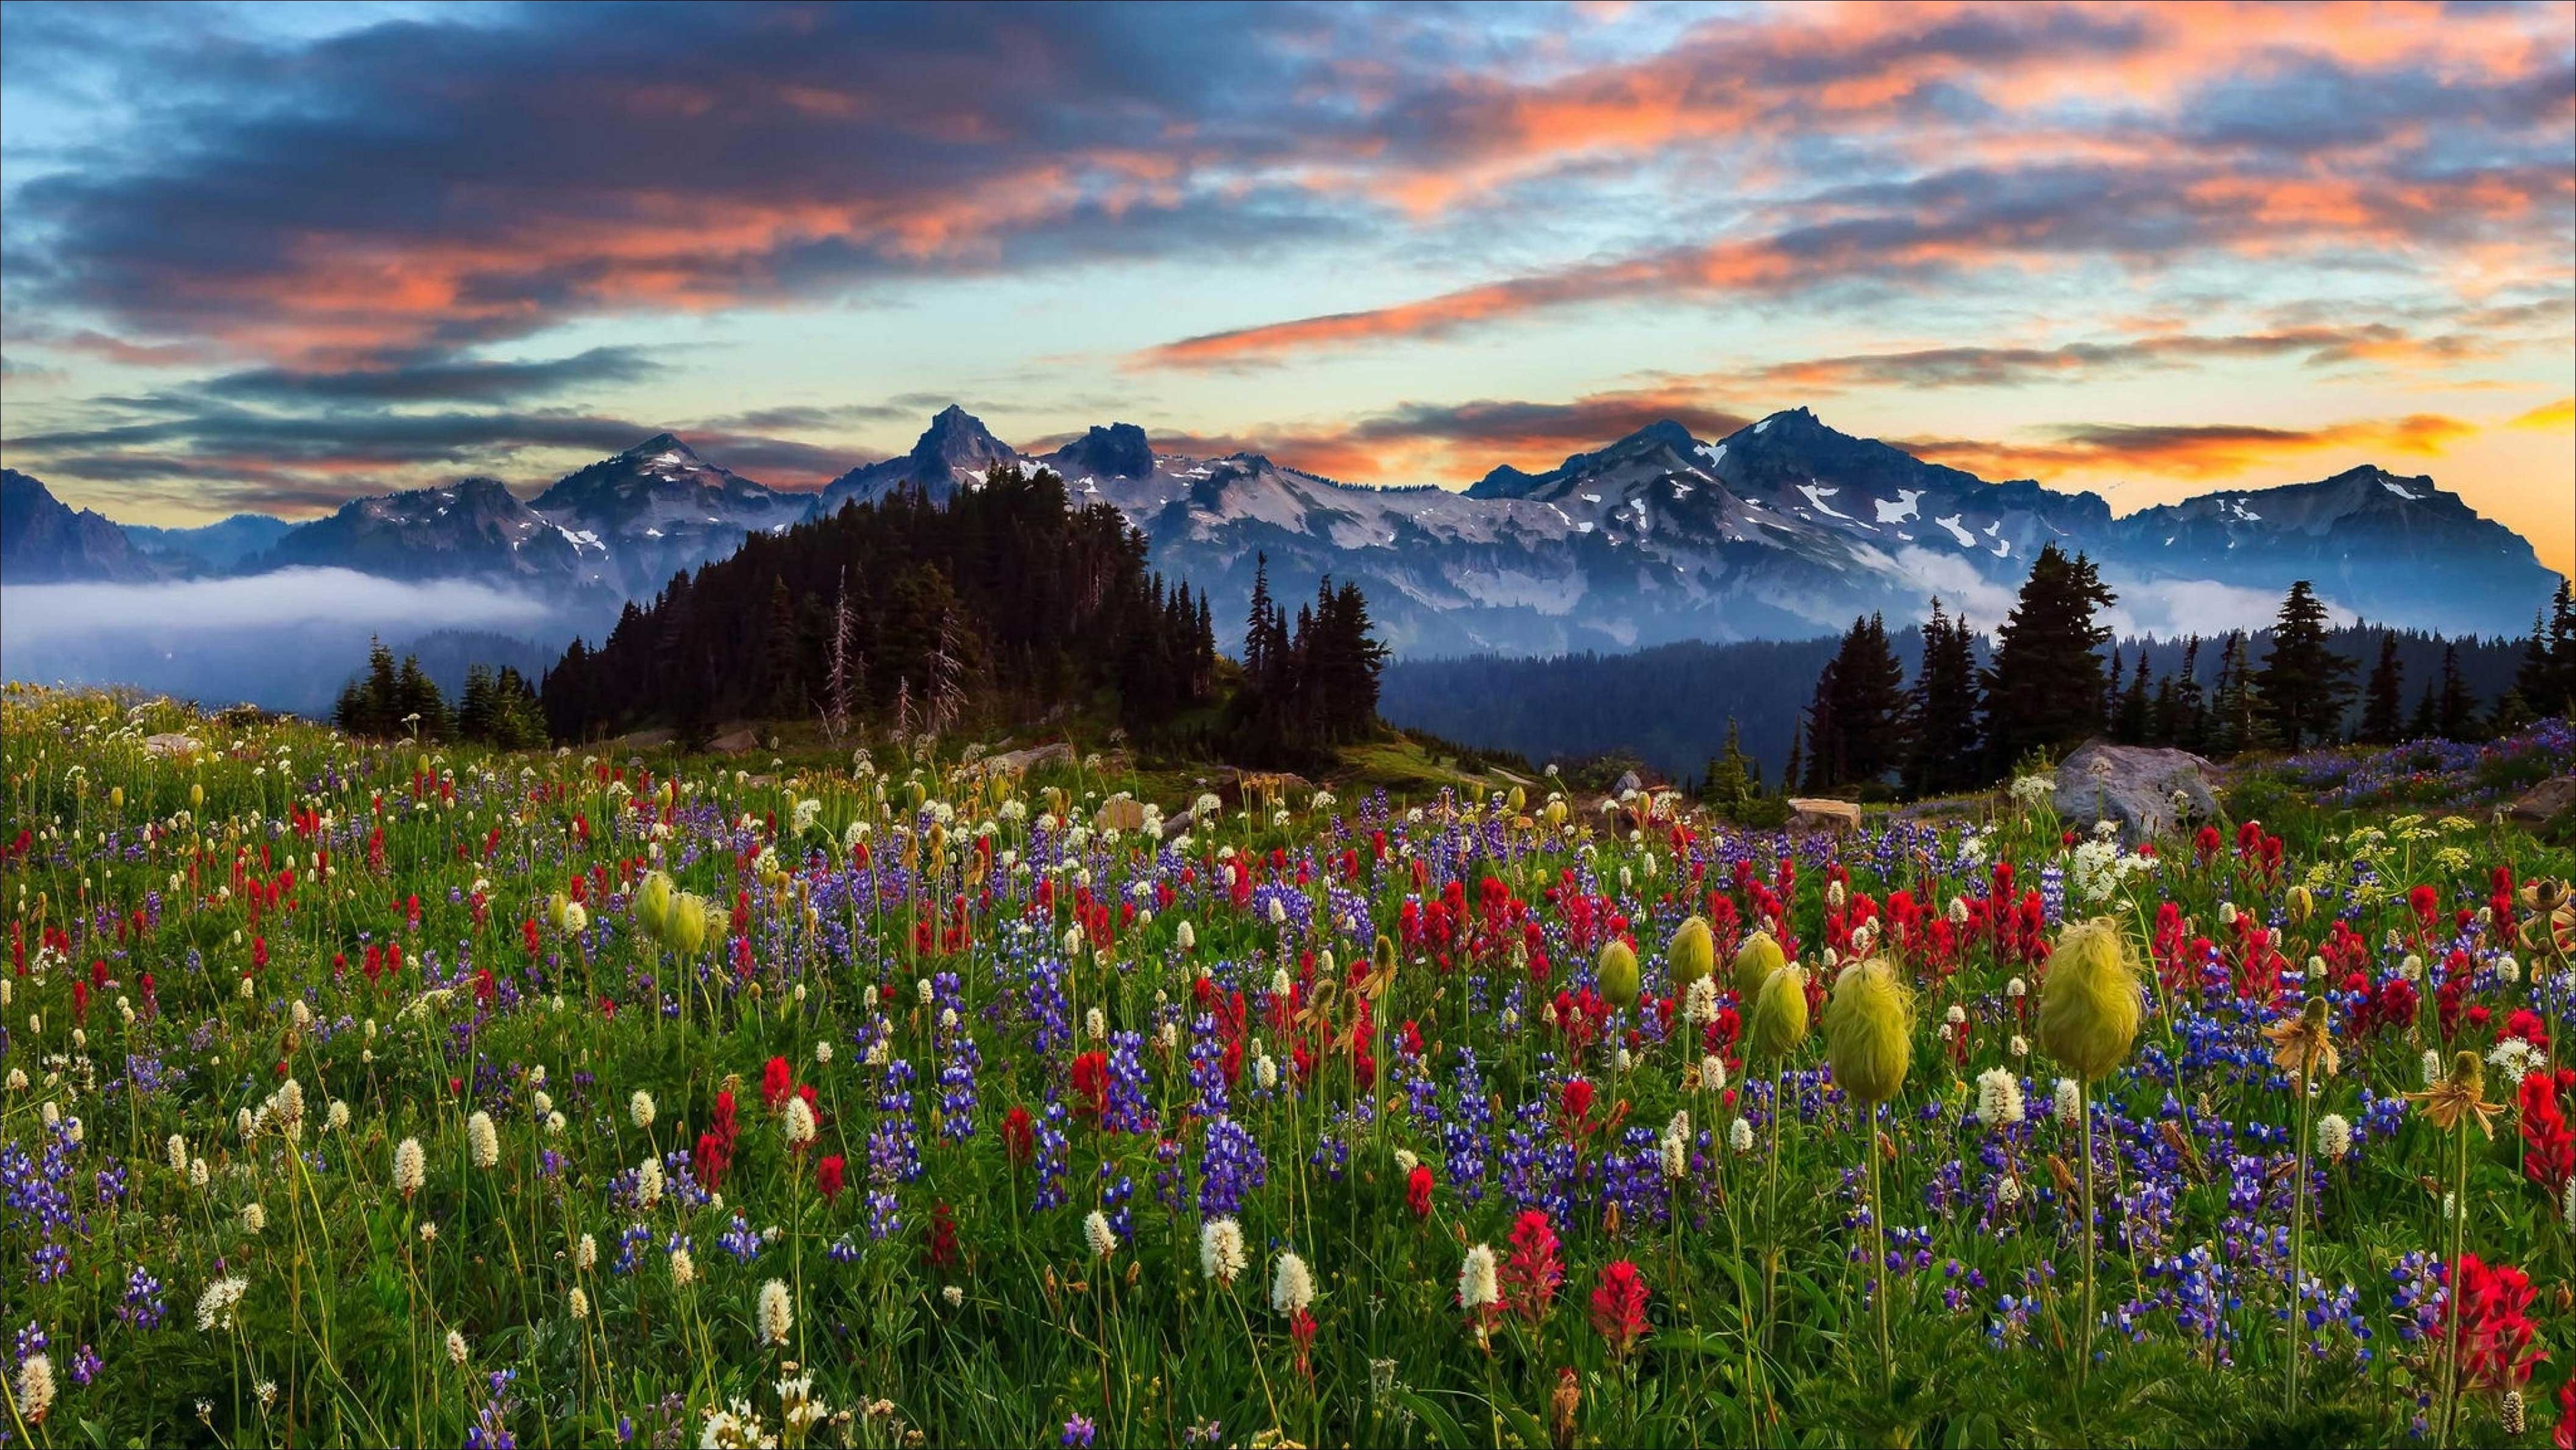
[4,681,2574,1448]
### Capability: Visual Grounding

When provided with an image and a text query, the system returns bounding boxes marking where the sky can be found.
[2,0,2569,576]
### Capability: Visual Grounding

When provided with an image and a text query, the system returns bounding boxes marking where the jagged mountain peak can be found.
[911,405,1012,462]
[1046,422,1155,480]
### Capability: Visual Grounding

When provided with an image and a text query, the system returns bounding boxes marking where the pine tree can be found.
[2435,643,2478,741]
[1903,599,1981,797]
[1980,544,2116,772]
[1781,725,1804,800]
[823,566,857,745]
[2356,631,2406,745]
[1703,716,1755,818]
[2207,631,2270,758]
[2549,577,2576,716]
[2171,635,2208,752]
[2255,580,2357,751]
[1800,652,1841,792]
[2408,680,2438,740]
[2115,648,2152,744]
[457,665,496,743]
[2512,609,2559,722]
[2104,644,2124,735]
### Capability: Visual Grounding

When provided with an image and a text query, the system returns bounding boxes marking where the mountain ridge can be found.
[5,407,2559,650]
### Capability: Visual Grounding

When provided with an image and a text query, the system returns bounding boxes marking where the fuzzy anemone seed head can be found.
[1747,966,1809,1063]
[1668,915,1716,988]
[666,893,710,957]
[1598,938,1641,1009]
[1823,958,1913,1105]
[757,1279,793,1346]
[1734,930,1787,1004]
[2037,918,2142,1082]
[1272,1252,1315,1316]
[636,871,674,938]
[546,891,569,932]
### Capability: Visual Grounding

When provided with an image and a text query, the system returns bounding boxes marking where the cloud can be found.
[2104,574,2353,638]
[1898,413,2477,480]
[197,347,660,405]
[0,566,551,635]
[1742,323,2514,393]
[2508,398,2575,430]
[5,1,2563,373]
[1137,156,2573,365]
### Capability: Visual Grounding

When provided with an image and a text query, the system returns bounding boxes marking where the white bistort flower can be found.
[1200,1217,1248,1284]
[1271,1252,1315,1315]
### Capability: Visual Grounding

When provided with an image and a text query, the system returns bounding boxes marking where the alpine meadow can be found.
[2,4,2574,1448]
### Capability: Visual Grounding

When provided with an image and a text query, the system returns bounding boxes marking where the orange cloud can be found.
[2508,398,2575,430]
[1901,412,2477,481]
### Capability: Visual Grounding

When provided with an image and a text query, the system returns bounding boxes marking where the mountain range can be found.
[4,405,2561,665]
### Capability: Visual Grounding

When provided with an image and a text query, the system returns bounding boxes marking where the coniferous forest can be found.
[536,466,1388,763]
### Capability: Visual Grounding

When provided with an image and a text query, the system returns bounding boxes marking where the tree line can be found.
[533,468,1388,762]
[334,638,546,748]
[1797,552,2576,798]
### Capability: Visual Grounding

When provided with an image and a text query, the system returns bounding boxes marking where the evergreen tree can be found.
[2104,644,2124,734]
[393,654,449,740]
[1702,716,1755,818]
[2511,606,2564,722]
[2170,635,2208,752]
[2408,680,2438,740]
[1903,599,1981,797]
[1799,652,1841,792]
[2356,631,2406,745]
[1980,544,2116,772]
[2550,577,2576,715]
[2254,580,2357,751]
[1781,725,1803,801]
[2435,643,2479,741]
[2207,631,2271,758]
[2114,648,2152,744]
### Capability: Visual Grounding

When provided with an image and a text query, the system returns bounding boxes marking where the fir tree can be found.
[1903,599,1981,797]
[2356,631,2406,745]
[1980,544,2116,772]
[2114,648,2152,745]
[2254,580,2356,751]
[2407,680,2438,741]
[2435,643,2479,741]
[1702,716,1755,818]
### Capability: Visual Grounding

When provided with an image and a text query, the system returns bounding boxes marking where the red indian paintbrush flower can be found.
[1502,1210,1564,1324]
[817,1154,846,1204]
[1588,1259,1649,1358]
[1406,1165,1434,1221]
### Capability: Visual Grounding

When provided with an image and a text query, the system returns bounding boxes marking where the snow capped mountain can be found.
[811,404,1022,515]
[9,405,2558,660]
[255,476,617,598]
[530,432,807,595]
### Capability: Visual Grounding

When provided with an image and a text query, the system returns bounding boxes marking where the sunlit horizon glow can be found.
[1,1,2567,576]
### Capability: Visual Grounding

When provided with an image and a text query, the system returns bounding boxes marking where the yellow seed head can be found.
[1824,959,1913,1105]
[636,871,674,940]
[1668,916,1716,988]
[1747,966,1809,1062]
[2038,918,2142,1081]
[1734,930,1787,1004]
[1598,938,1640,1009]
[2286,885,2314,926]
[667,892,709,957]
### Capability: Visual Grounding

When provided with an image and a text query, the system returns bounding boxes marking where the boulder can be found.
[1614,770,1645,796]
[143,733,203,760]
[986,741,1075,776]
[1785,798,1863,835]
[1093,797,1148,832]
[2508,776,2576,825]
[2051,739,2218,845]
[706,727,761,755]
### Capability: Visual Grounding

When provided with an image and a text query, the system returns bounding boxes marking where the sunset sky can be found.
[2,1,2569,574]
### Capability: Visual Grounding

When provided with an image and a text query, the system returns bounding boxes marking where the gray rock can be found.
[2052,739,2218,845]
[2508,776,2575,825]
[1614,770,1644,796]
[143,733,203,760]
[986,742,1075,775]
